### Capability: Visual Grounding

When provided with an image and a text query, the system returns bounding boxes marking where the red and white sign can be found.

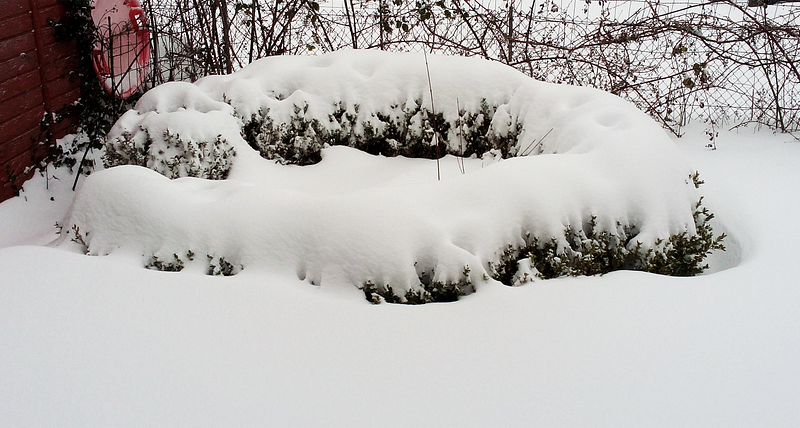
[91,0,151,99]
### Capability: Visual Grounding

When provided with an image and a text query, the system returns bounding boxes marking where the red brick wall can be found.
[1,0,80,202]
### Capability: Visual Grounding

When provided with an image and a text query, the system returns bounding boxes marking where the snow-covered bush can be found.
[362,265,475,304]
[105,129,236,179]
[104,82,242,179]
[66,50,725,304]
[490,195,726,285]
[145,251,242,276]
[241,98,518,165]
[106,50,535,175]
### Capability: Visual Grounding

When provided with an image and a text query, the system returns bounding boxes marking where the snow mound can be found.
[64,50,704,299]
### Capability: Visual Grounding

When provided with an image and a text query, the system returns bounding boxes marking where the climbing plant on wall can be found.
[45,0,143,184]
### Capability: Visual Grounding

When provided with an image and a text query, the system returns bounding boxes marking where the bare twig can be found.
[423,50,440,181]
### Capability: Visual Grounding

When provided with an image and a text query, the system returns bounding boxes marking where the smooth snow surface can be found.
[1,124,799,427]
[75,51,700,290]
[2,116,800,426]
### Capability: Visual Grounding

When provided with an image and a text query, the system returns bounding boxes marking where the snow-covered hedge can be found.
[239,97,519,166]
[104,85,239,179]
[104,51,532,170]
[66,50,723,303]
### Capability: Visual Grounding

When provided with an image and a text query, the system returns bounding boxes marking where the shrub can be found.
[245,105,327,166]
[361,265,475,305]
[104,129,236,179]
[242,98,518,165]
[146,253,185,272]
[143,251,243,276]
[488,196,725,284]
[207,255,242,276]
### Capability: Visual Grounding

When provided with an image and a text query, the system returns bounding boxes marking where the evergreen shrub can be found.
[104,129,236,179]
[361,265,475,304]
[242,98,519,164]
[489,196,726,285]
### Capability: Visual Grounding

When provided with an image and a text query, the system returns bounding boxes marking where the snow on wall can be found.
[64,50,699,291]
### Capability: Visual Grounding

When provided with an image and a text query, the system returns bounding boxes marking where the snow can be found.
[82,51,700,292]
[2,50,800,426]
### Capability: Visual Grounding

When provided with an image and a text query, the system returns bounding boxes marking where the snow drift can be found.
[63,50,708,299]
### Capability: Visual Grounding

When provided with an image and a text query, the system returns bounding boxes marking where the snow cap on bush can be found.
[71,50,710,300]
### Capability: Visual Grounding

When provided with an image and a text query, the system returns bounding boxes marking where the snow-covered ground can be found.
[2,124,799,427]
[1,52,799,426]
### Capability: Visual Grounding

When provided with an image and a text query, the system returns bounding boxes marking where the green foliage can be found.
[457,99,517,157]
[103,131,148,168]
[144,251,243,276]
[247,104,326,166]
[360,265,474,305]
[208,256,241,276]
[146,253,185,272]
[361,281,403,304]
[488,245,523,286]
[243,98,518,165]
[638,197,726,276]
[104,129,236,179]
[489,193,725,284]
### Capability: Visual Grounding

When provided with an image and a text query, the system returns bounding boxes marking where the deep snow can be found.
[77,51,703,293]
[1,123,799,427]
[1,48,799,426]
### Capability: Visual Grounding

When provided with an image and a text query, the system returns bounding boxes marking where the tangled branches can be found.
[143,0,800,132]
